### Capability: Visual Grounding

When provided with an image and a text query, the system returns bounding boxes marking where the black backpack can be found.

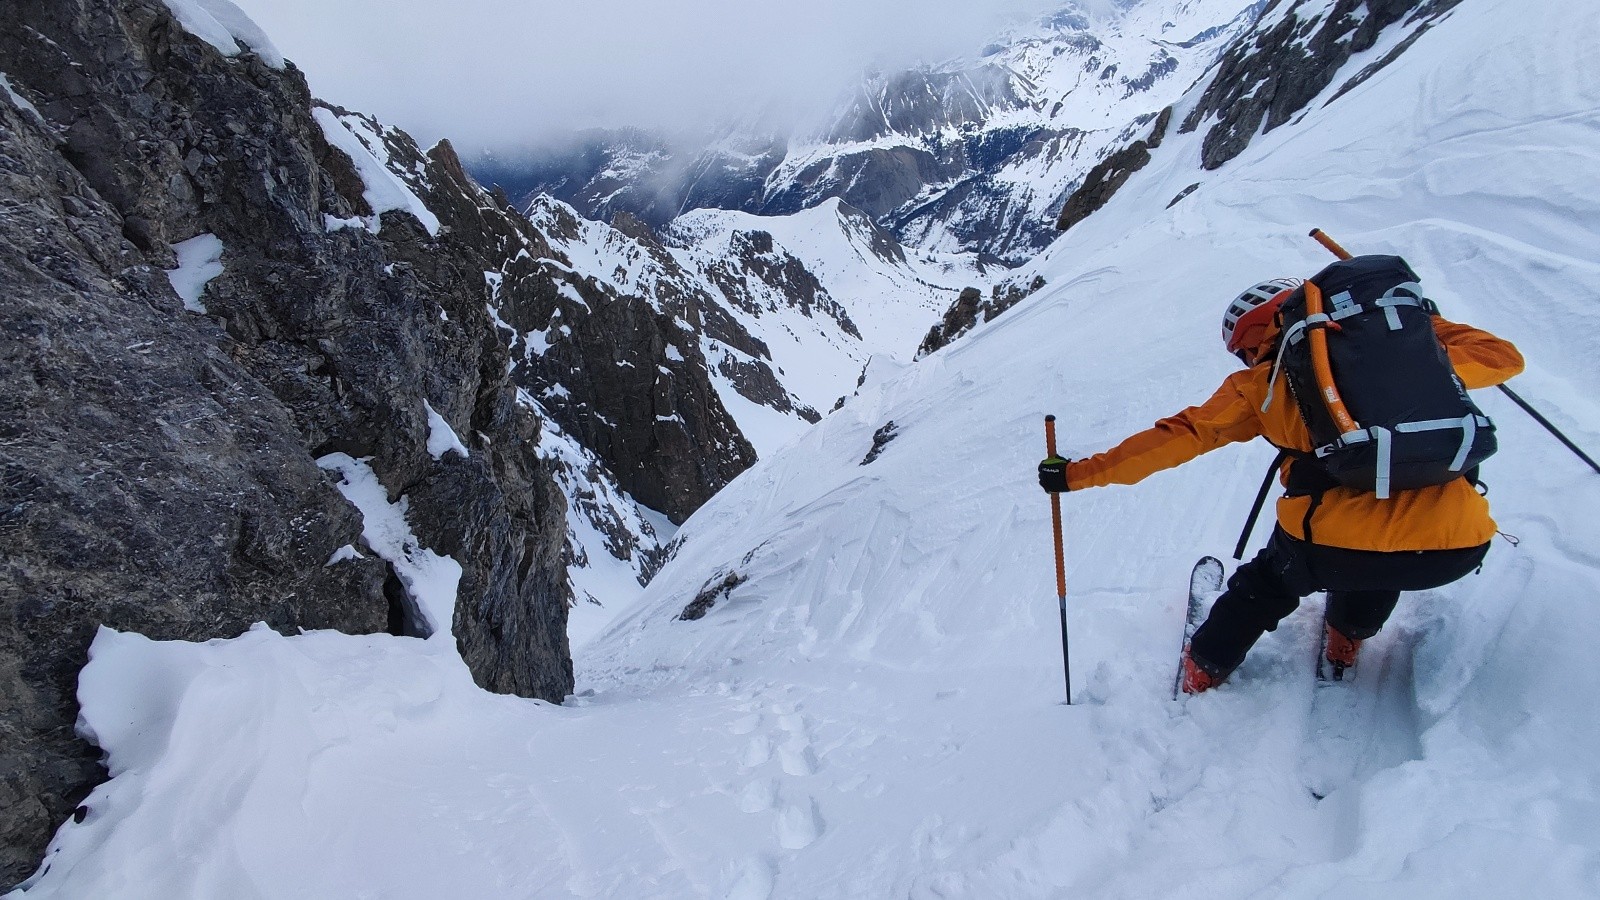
[1269,254,1496,499]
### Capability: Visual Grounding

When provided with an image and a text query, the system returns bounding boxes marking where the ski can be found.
[1173,556,1225,699]
[1315,619,1328,682]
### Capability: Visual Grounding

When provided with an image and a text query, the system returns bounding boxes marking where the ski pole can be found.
[1044,415,1072,705]
[1308,228,1600,477]
[1234,451,1286,560]
[1496,384,1600,476]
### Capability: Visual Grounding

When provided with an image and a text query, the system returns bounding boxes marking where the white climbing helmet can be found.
[1222,276,1303,354]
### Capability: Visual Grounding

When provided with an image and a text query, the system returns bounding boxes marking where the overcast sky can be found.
[230,0,1077,153]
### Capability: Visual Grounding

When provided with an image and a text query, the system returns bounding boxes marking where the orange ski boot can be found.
[1324,624,1362,681]
[1180,646,1223,695]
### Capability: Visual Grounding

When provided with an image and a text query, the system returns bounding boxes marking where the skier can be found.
[1036,274,1524,693]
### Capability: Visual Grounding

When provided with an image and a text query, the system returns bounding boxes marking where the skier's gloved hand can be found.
[1038,456,1071,493]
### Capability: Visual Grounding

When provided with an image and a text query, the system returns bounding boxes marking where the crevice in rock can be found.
[382,565,430,638]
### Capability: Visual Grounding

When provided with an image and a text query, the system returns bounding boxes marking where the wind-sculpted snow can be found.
[15,0,1600,896]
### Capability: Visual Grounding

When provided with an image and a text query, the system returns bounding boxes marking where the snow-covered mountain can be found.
[472,0,1264,264]
[12,0,1600,895]
[16,0,1600,897]
[524,194,992,457]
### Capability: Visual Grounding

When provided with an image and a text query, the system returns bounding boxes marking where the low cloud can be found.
[231,0,1077,152]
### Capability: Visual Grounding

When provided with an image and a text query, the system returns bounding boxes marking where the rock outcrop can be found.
[1180,0,1466,170]
[1054,108,1171,232]
[0,0,578,884]
[916,277,1046,358]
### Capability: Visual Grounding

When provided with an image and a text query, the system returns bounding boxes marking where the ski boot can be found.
[1324,624,1362,681]
[1180,646,1225,695]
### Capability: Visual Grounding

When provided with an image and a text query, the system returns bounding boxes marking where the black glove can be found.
[1038,456,1071,493]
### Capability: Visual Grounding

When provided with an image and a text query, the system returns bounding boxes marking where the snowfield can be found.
[12,0,1600,897]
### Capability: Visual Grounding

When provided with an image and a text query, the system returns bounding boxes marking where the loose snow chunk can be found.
[323,213,373,233]
[165,233,225,313]
[158,0,285,69]
[325,544,365,566]
[424,401,470,460]
[0,72,42,122]
[312,107,441,237]
[316,453,461,640]
[665,344,685,362]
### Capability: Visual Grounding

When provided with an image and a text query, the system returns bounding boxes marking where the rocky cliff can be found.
[0,0,742,885]
[1052,0,1465,237]
[1179,0,1466,169]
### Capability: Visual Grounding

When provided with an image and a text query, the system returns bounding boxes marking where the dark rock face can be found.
[917,277,1047,359]
[502,266,755,524]
[1055,141,1151,232]
[919,288,987,357]
[675,571,747,622]
[494,198,759,525]
[1181,0,1465,170]
[0,0,576,883]
[859,422,900,466]
[1054,108,1170,233]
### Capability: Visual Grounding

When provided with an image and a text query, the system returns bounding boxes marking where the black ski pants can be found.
[1190,526,1490,676]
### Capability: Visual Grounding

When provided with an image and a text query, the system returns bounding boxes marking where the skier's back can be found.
[1037,270,1524,692]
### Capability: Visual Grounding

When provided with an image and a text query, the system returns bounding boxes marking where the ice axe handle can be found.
[1310,228,1354,261]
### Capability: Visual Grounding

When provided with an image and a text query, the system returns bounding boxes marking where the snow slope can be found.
[665,199,988,398]
[12,0,1600,896]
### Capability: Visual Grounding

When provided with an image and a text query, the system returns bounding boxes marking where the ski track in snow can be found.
[14,0,1600,897]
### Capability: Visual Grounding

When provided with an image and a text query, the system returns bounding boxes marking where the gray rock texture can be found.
[916,277,1046,359]
[498,198,760,524]
[1054,108,1171,233]
[1181,0,1465,170]
[0,0,581,884]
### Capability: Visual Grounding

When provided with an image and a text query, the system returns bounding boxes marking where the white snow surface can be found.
[163,233,225,313]
[312,107,441,237]
[14,0,1600,897]
[422,400,469,460]
[158,0,285,69]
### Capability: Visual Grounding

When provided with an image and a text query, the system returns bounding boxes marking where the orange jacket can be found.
[1065,318,1525,551]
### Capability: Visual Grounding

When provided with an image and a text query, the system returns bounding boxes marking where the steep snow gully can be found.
[12,0,1600,897]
